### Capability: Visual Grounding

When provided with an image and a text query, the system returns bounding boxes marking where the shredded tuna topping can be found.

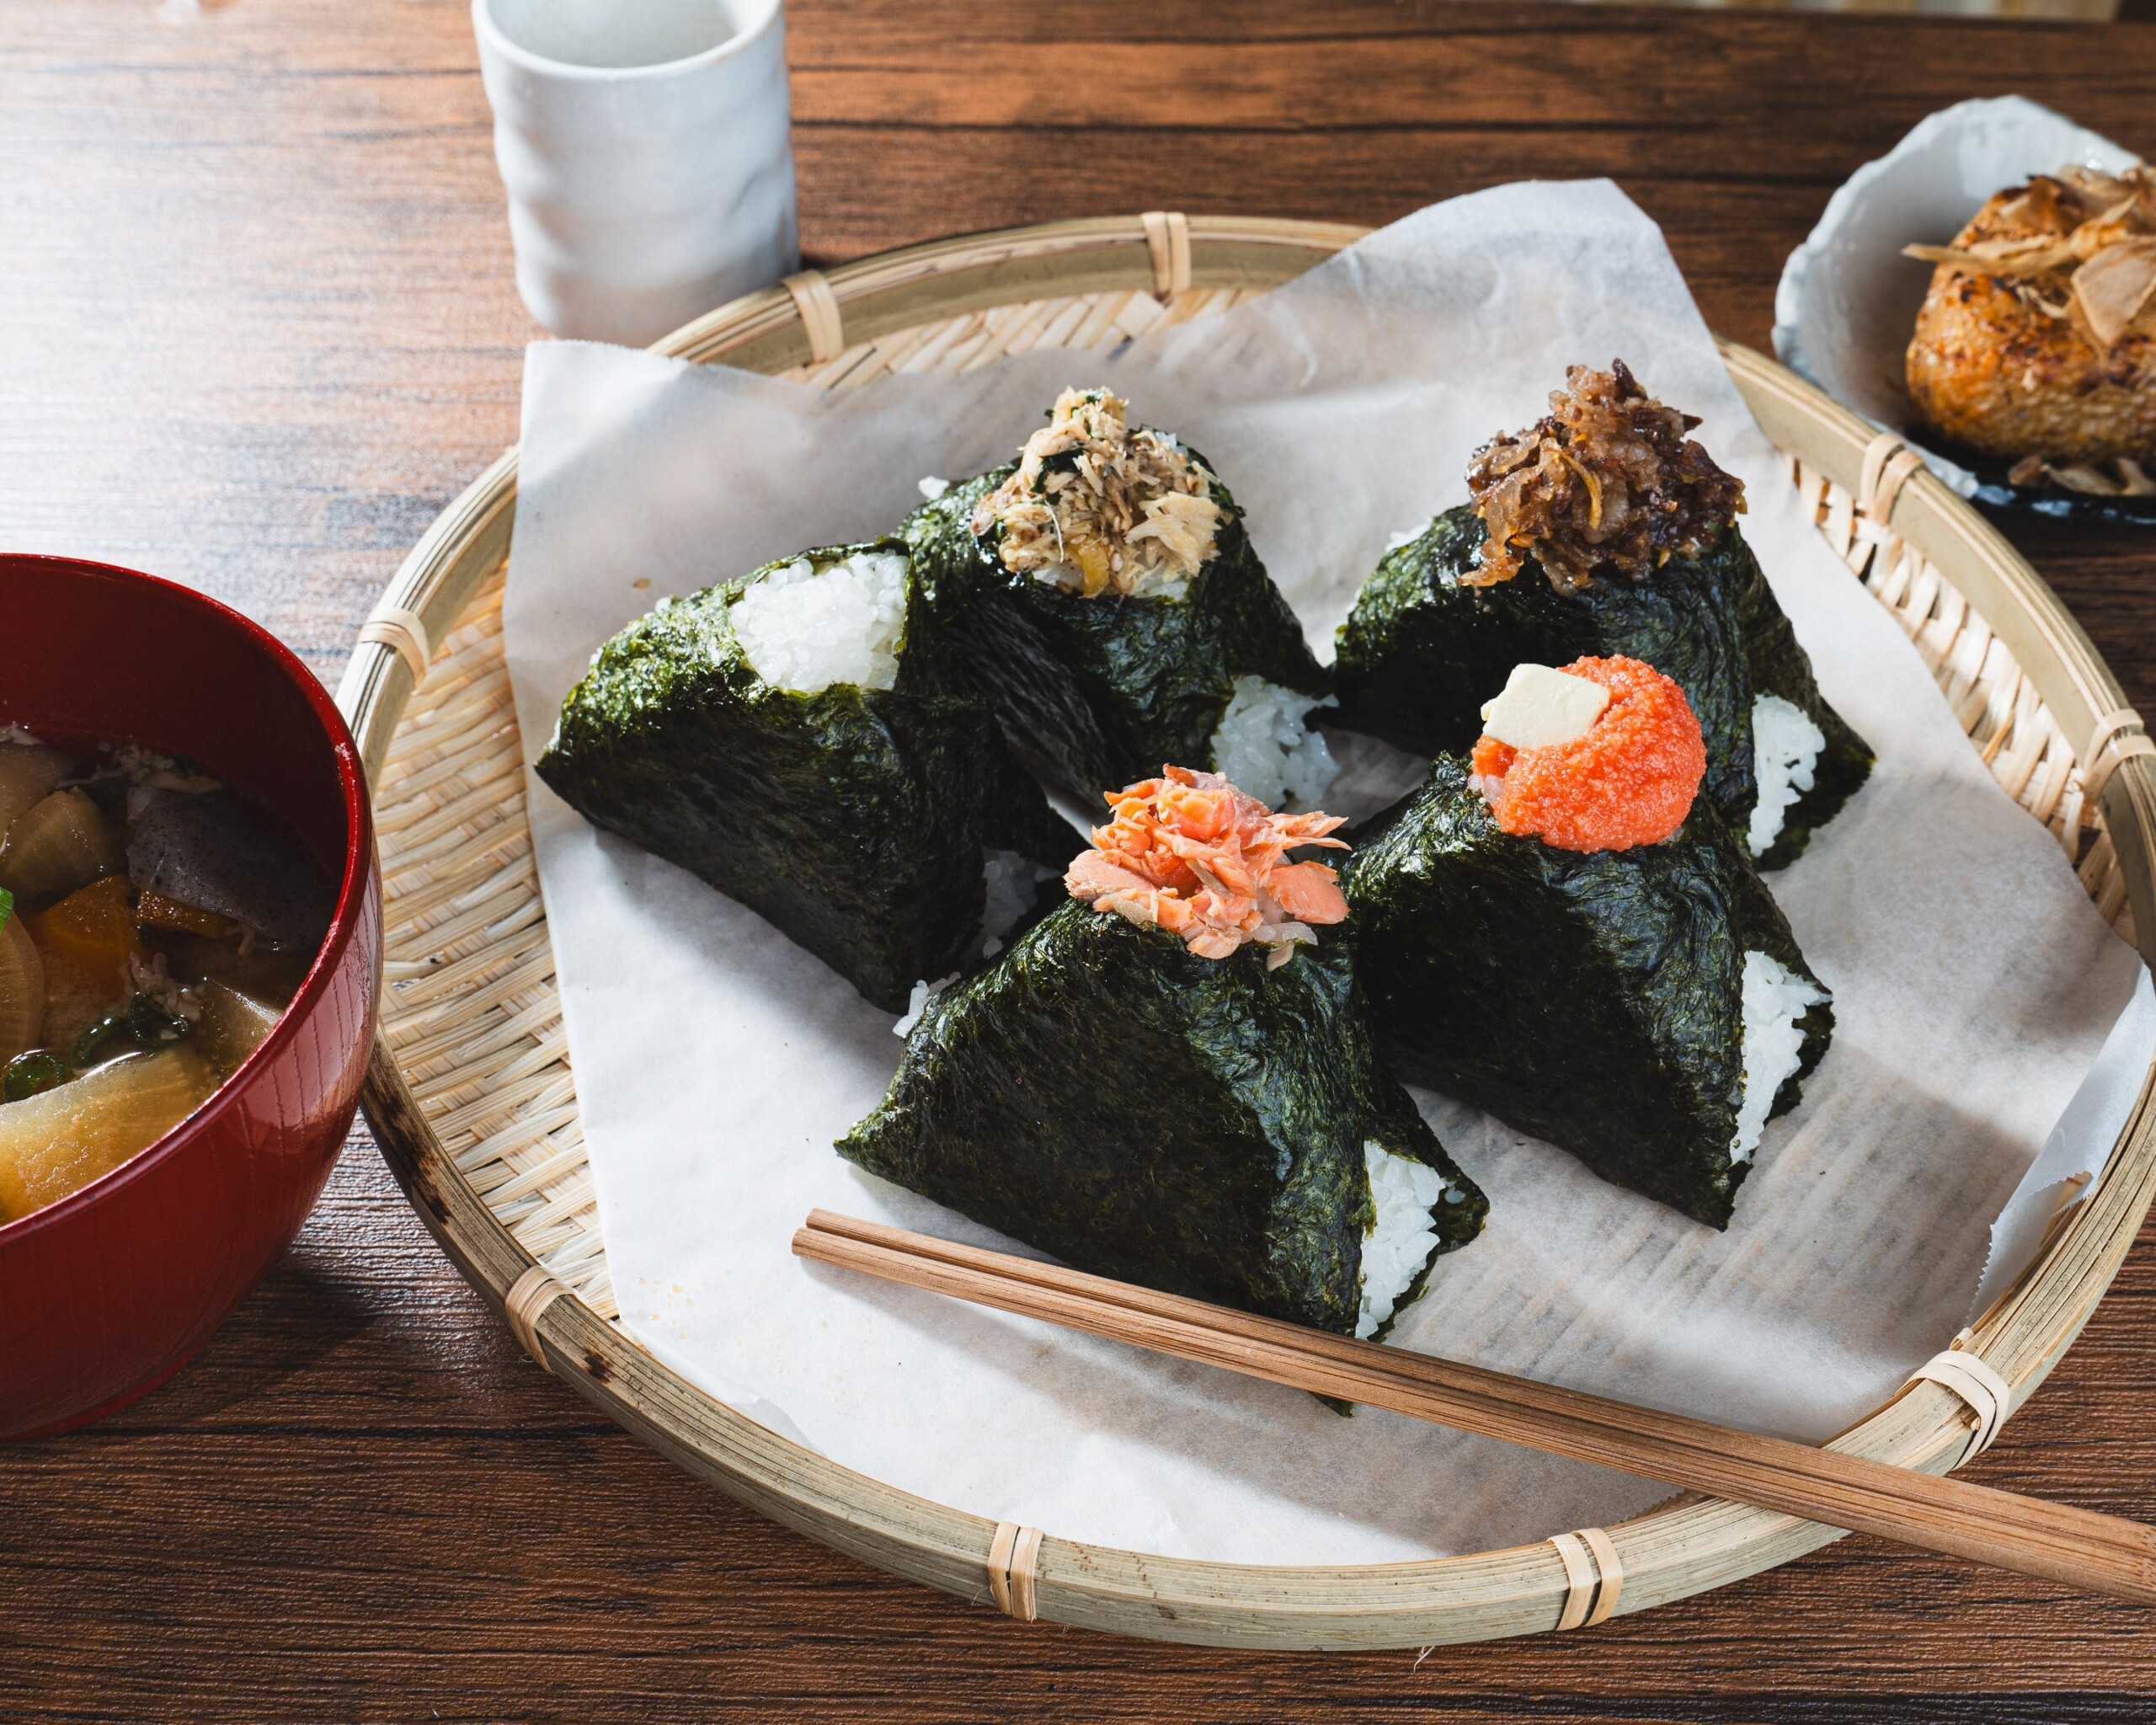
[1464,361,1747,592]
[972,388,1223,598]
[1903,163,2156,354]
[1065,766,1348,967]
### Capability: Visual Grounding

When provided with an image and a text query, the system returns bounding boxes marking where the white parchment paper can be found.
[500,180,2152,1564]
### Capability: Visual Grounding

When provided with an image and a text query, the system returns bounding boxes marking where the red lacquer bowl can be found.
[0,555,380,1439]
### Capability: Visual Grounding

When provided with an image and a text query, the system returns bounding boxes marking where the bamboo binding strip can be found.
[1549,1529,1624,1631]
[503,1263,566,1371]
[1907,1348,2015,1459]
[1857,430,1928,527]
[782,270,846,366]
[359,603,433,681]
[987,1522,1046,1621]
[2086,708,2155,802]
[1141,211,1193,299]
[344,214,2156,1650]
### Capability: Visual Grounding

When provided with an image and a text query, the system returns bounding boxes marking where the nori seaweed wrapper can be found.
[904,463,1330,804]
[1342,756,1833,1229]
[1331,505,1872,867]
[839,901,1486,1335]
[536,540,1076,1016]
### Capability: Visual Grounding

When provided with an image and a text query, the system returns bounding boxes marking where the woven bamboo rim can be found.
[337,214,2156,1649]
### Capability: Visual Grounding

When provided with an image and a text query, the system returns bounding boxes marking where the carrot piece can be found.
[33,876,144,983]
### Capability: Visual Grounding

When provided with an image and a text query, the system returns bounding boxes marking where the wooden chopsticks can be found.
[792,1209,2156,1606]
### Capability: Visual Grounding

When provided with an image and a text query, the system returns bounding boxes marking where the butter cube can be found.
[1479,664,1610,750]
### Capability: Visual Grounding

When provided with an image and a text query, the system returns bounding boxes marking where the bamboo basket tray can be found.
[338,214,2156,1650]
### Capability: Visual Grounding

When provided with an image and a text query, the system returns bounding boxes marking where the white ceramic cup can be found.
[473,0,799,345]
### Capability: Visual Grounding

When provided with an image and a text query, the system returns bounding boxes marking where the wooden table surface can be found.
[5,1,2156,1717]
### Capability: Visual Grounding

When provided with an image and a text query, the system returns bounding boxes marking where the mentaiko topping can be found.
[1064,766,1348,964]
[1464,361,1748,592]
[1470,656,1705,852]
[972,388,1223,598]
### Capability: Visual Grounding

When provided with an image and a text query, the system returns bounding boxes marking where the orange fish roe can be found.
[1064,766,1349,966]
[1470,656,1705,852]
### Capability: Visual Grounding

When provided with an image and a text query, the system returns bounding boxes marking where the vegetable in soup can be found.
[0,733,331,1223]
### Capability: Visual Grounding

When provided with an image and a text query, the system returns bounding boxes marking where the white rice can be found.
[894,853,1058,1036]
[1356,1140,1454,1339]
[917,476,951,500]
[893,972,959,1038]
[979,848,1055,959]
[729,549,910,695]
[1747,693,1826,857]
[1209,676,1339,811]
[1730,949,1828,1164]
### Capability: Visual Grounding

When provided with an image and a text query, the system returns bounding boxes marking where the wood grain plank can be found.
[788,31,2156,135]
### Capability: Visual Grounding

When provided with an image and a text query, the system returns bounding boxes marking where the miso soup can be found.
[0,730,331,1223]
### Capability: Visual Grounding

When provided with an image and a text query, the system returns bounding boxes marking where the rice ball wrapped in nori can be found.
[905,388,1338,811]
[1342,657,1833,1230]
[840,769,1486,1338]
[536,541,1075,1016]
[1331,363,1871,868]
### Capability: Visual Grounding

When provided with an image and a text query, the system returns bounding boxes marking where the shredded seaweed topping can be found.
[1465,361,1747,593]
[1903,163,2156,354]
[972,388,1222,598]
[1064,766,1347,966]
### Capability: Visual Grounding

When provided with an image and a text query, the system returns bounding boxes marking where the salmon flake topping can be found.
[1064,766,1349,967]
